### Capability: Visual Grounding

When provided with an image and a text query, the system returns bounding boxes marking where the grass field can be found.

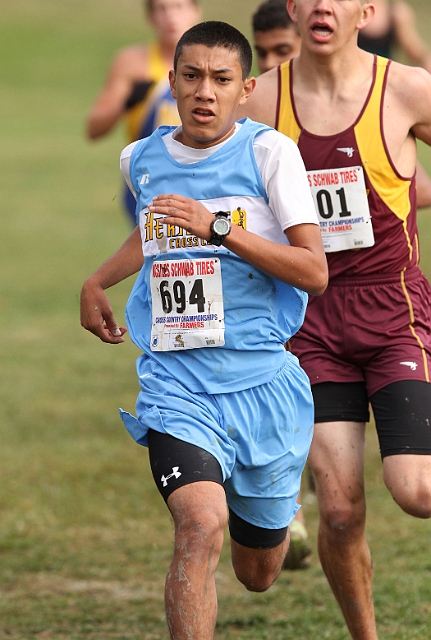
[1,1,431,638]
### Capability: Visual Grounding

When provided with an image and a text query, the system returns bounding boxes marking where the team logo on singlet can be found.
[140,206,248,251]
[336,147,355,158]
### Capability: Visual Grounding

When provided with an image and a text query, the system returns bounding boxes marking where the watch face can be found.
[213,217,230,235]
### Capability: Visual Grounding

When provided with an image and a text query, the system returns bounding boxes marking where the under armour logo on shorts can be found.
[161,467,182,487]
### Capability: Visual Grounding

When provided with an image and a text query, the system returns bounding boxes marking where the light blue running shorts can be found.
[120,352,314,530]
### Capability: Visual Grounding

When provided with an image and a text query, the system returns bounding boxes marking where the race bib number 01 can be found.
[307,166,375,252]
[150,258,225,351]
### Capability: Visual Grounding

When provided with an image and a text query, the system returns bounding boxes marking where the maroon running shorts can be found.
[289,267,431,397]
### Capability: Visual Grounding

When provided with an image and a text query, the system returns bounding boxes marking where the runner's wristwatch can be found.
[208,211,232,246]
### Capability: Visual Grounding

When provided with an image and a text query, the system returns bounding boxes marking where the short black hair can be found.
[174,21,253,80]
[252,0,297,33]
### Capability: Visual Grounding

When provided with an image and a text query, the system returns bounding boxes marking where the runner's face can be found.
[254,27,301,73]
[287,0,374,53]
[150,0,201,47]
[169,44,255,149]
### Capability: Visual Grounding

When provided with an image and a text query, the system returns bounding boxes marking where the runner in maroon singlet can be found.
[239,1,431,638]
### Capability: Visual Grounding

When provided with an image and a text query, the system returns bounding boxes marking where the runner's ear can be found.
[169,70,177,98]
[239,77,256,105]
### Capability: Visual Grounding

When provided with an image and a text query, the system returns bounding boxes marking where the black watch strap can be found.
[208,211,231,246]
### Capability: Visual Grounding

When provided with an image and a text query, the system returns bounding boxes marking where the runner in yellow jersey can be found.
[86,0,201,223]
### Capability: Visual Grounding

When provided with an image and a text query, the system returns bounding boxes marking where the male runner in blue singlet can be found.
[81,21,327,639]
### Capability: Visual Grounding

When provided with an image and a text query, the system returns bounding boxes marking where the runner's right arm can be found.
[80,226,143,343]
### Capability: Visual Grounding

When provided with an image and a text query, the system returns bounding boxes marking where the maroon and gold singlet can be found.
[277,55,418,280]
[278,55,431,399]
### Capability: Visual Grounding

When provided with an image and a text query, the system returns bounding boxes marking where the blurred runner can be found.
[252,0,301,73]
[358,0,431,70]
[86,0,201,224]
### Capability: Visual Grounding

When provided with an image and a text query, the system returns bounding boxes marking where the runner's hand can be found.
[149,194,213,241]
[80,278,127,344]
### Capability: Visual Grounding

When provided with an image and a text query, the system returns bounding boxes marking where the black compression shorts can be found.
[312,380,431,458]
[148,430,287,549]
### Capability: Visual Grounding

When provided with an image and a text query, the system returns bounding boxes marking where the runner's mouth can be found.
[311,25,333,36]
[193,108,215,117]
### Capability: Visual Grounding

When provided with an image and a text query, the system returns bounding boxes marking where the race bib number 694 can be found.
[150,258,225,351]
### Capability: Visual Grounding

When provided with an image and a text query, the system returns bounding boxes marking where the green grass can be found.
[1,1,431,638]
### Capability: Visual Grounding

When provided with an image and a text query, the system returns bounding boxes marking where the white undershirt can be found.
[120,122,318,231]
